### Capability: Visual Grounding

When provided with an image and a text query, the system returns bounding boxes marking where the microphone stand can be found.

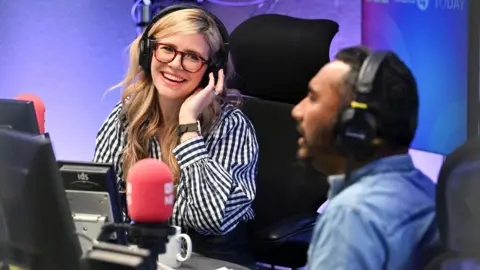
[88,222,175,270]
[129,222,175,270]
[82,241,151,270]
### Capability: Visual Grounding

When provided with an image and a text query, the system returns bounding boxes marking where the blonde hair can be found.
[115,8,240,190]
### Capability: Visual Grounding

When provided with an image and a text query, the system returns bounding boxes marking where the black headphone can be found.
[138,4,230,85]
[334,51,390,159]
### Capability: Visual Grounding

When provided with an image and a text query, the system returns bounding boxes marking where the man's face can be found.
[291,61,351,173]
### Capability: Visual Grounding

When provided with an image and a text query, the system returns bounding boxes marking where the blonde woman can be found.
[93,5,258,268]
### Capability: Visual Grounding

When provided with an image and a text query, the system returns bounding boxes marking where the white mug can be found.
[157,225,192,268]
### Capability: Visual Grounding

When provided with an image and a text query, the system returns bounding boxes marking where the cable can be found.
[249,0,280,17]
[206,0,268,7]
[74,231,99,245]
[344,152,354,183]
[131,0,143,23]
[263,0,280,13]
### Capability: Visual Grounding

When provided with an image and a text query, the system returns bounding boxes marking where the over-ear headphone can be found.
[138,4,230,85]
[334,51,390,159]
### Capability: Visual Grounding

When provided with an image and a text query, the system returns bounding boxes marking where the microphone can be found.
[86,158,175,270]
[127,158,174,221]
[126,158,175,269]
[15,94,46,134]
[135,0,152,36]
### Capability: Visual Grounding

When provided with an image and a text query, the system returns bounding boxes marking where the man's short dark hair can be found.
[335,46,419,148]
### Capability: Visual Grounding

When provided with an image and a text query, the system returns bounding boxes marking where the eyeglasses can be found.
[152,42,209,73]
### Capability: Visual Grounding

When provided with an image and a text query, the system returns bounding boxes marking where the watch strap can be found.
[177,122,200,136]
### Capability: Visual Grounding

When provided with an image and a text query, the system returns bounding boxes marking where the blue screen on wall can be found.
[362,0,468,155]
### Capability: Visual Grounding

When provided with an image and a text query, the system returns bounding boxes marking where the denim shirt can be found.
[307,154,438,270]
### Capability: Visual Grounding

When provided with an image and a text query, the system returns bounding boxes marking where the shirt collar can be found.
[327,154,415,199]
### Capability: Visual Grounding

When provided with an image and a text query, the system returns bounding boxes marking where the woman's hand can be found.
[179,69,224,124]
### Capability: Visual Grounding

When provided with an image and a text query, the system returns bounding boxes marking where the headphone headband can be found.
[356,51,390,95]
[334,50,391,159]
[141,4,229,48]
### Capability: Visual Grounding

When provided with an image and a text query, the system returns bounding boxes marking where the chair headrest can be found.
[229,14,339,104]
[437,138,480,256]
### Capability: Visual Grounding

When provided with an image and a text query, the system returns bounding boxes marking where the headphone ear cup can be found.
[200,58,226,88]
[213,54,226,70]
[198,64,215,88]
[139,38,153,75]
[335,108,378,158]
[334,108,355,154]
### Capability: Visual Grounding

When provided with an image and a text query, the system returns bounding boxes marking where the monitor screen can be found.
[0,129,82,270]
[362,0,469,155]
[57,160,123,224]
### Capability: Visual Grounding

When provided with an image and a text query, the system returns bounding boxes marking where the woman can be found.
[93,5,258,268]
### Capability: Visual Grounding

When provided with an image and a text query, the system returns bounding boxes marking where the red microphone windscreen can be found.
[126,158,174,222]
[15,94,45,134]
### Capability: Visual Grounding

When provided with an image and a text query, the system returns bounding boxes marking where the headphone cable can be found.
[344,152,354,183]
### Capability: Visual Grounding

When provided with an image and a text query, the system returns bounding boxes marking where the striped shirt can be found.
[93,102,259,235]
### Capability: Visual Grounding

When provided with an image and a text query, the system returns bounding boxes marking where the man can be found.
[292,46,438,269]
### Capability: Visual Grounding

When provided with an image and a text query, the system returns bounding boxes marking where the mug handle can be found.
[176,233,192,262]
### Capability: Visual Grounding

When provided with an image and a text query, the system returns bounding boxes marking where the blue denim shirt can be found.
[307,154,438,270]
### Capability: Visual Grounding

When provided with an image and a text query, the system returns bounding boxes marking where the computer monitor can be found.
[57,161,123,224]
[0,99,39,134]
[0,129,82,270]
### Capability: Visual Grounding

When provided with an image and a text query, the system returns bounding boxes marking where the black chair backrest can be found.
[241,96,329,232]
[425,138,480,269]
[229,13,337,232]
[437,138,480,256]
[229,14,338,104]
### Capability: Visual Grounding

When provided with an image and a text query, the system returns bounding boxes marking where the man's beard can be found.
[300,132,342,175]
[295,136,320,168]
[294,146,329,180]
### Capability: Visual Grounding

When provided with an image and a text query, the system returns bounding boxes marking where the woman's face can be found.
[150,33,210,101]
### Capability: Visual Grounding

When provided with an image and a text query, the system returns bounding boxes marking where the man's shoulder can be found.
[311,170,438,269]
[336,169,434,207]
[332,171,435,221]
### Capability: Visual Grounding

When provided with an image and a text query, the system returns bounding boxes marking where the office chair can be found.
[424,138,480,269]
[229,14,338,269]
[229,14,339,105]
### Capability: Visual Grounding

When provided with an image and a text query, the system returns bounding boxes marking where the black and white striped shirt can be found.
[93,102,259,235]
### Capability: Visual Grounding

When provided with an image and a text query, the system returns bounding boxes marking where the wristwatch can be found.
[177,120,201,136]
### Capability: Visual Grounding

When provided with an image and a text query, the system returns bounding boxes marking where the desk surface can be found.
[158,253,251,270]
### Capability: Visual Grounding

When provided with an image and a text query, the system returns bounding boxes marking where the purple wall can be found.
[0,0,441,179]
[0,0,135,160]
